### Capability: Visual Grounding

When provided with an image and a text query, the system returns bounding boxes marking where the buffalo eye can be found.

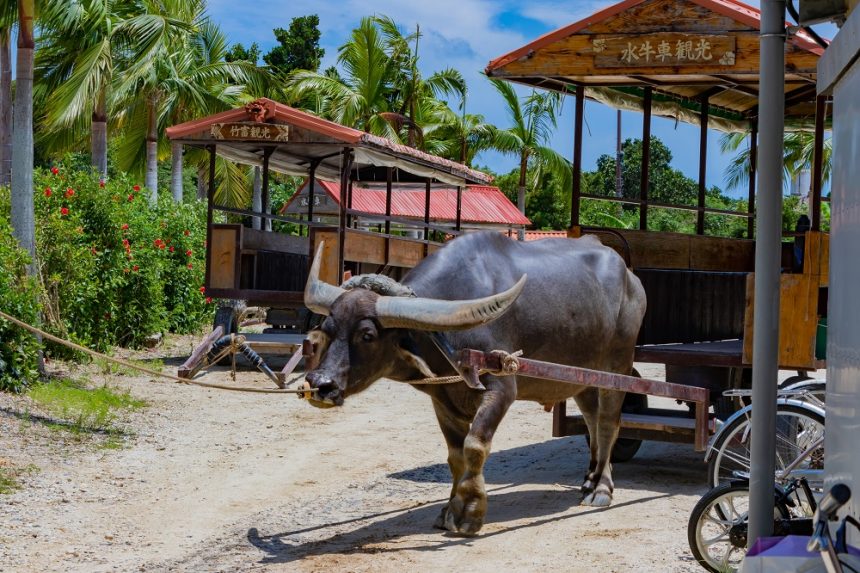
[355,319,378,343]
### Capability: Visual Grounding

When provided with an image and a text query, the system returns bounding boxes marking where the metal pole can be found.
[640,87,652,231]
[748,0,785,547]
[570,85,585,231]
[748,120,758,239]
[307,161,317,257]
[337,148,352,284]
[261,148,273,232]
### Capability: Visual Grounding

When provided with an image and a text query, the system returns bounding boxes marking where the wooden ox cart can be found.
[486,0,830,459]
[165,98,524,384]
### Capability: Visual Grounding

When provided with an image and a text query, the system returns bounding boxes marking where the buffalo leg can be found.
[444,379,515,536]
[431,401,470,530]
[581,388,624,507]
[572,388,600,494]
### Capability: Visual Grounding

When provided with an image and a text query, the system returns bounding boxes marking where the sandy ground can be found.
[0,334,728,573]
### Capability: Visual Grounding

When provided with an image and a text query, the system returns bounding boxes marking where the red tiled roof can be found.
[486,0,824,73]
[281,180,530,226]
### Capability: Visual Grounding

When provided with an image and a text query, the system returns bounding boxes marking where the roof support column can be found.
[337,147,353,284]
[640,87,652,231]
[748,0,786,547]
[570,85,585,234]
[748,119,758,239]
[424,178,431,257]
[811,95,826,231]
[262,147,275,232]
[205,145,215,289]
[306,160,318,253]
[456,185,463,232]
[384,167,393,265]
[697,95,709,235]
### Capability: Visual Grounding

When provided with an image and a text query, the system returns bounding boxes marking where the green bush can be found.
[0,217,41,392]
[30,166,212,351]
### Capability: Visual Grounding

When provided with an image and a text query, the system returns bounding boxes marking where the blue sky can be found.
[206,0,835,198]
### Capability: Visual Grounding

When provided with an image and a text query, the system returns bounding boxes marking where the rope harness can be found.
[410,350,524,386]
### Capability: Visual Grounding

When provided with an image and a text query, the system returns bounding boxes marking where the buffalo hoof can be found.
[433,504,450,530]
[441,483,485,536]
[443,503,482,537]
[581,478,595,496]
[581,490,613,507]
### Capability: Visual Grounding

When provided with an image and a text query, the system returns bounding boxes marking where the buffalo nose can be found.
[306,371,343,405]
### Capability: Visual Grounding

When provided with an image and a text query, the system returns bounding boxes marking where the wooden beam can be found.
[640,87,652,231]
[205,145,216,289]
[261,147,275,232]
[811,96,826,231]
[424,178,431,257]
[384,166,392,265]
[307,160,318,257]
[697,95,709,235]
[748,120,758,239]
[337,147,352,284]
[571,85,585,229]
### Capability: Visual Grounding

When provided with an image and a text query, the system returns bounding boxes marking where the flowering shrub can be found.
[0,167,212,358]
[0,218,41,392]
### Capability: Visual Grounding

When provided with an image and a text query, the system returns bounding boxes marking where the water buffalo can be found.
[302,231,646,535]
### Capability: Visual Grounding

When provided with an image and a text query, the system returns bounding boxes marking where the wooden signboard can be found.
[592,33,737,68]
[210,122,290,142]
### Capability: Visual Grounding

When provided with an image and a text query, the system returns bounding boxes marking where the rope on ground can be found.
[0,309,309,395]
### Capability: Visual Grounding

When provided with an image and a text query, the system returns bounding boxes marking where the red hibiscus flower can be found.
[65,188,75,198]
[169,246,175,253]
[186,249,193,257]
[60,207,69,216]
[183,229,190,236]
[50,166,59,175]
[133,185,141,192]
[205,297,212,304]
[44,187,52,197]
[187,263,193,270]
[199,286,206,293]
[121,224,129,230]
[132,265,139,272]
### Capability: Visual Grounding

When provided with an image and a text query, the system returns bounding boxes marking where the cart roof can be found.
[280,180,531,227]
[166,98,492,186]
[485,0,827,132]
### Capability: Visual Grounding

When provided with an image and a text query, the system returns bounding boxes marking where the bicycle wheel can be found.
[780,379,826,409]
[688,481,790,573]
[707,403,825,490]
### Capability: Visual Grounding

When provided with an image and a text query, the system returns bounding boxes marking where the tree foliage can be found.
[263,15,324,75]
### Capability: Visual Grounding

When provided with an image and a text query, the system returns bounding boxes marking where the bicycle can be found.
[688,476,817,572]
[706,383,826,491]
[806,483,860,573]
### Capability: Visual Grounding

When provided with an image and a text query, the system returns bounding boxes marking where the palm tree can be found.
[720,130,832,194]
[11,0,36,265]
[489,79,571,240]
[0,2,16,187]
[35,0,148,177]
[111,10,259,203]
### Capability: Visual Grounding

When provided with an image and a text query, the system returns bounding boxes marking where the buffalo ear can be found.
[397,348,436,379]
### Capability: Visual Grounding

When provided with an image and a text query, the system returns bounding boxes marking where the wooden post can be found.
[204,145,216,289]
[337,148,352,283]
[811,95,826,231]
[306,161,317,256]
[346,173,354,229]
[640,87,652,231]
[424,178,431,256]
[456,185,463,232]
[748,120,758,239]
[570,85,585,231]
[261,147,274,232]
[384,166,393,264]
[697,96,709,235]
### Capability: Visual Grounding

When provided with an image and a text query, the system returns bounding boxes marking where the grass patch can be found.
[93,356,164,377]
[27,378,147,435]
[0,463,39,495]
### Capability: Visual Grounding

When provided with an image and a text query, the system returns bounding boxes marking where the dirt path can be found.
[1,337,713,573]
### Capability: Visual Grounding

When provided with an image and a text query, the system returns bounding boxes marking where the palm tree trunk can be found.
[145,96,158,205]
[12,1,36,264]
[0,28,11,187]
[251,166,262,230]
[196,163,207,200]
[170,141,183,202]
[517,154,527,241]
[91,87,108,177]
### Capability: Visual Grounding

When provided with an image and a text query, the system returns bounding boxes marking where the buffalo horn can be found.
[304,242,346,315]
[375,275,527,331]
